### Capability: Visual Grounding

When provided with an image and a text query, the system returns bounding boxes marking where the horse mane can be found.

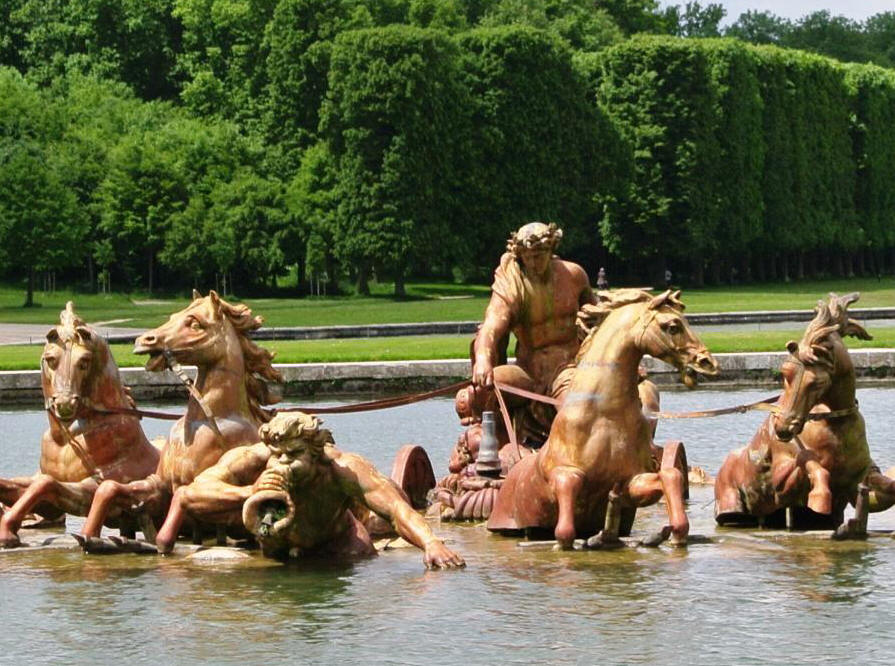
[792,292,872,368]
[214,295,284,423]
[575,289,684,360]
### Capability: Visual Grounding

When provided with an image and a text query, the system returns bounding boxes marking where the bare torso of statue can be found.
[472,222,595,398]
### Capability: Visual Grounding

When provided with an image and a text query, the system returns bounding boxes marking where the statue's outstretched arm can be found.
[334,453,465,569]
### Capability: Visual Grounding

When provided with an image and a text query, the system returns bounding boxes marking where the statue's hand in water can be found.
[423,539,466,569]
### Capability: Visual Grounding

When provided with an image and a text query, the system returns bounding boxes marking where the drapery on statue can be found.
[0,303,160,548]
[163,411,464,568]
[432,222,668,521]
[714,293,895,536]
[487,289,719,549]
[76,291,282,551]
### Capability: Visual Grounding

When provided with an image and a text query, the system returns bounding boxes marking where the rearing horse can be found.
[487,289,719,548]
[79,291,282,546]
[715,292,895,534]
[0,303,160,547]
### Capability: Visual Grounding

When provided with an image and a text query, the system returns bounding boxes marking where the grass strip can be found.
[2,328,894,371]
[0,277,891,328]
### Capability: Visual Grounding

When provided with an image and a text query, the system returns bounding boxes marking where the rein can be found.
[275,380,469,414]
[46,409,104,481]
[162,349,222,437]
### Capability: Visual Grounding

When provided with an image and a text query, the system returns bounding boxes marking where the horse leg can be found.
[625,468,689,546]
[833,483,870,540]
[80,476,164,540]
[865,467,895,514]
[0,476,37,509]
[549,466,584,549]
[155,481,253,554]
[0,475,98,548]
[802,457,832,515]
[586,485,624,549]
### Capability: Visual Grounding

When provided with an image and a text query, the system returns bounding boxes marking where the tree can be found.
[725,10,791,45]
[455,26,614,270]
[286,141,339,292]
[0,68,83,305]
[13,0,182,99]
[663,2,725,38]
[783,11,872,65]
[175,0,278,123]
[321,25,469,295]
[262,0,373,178]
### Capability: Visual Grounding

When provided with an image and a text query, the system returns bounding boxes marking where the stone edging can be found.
[2,349,894,405]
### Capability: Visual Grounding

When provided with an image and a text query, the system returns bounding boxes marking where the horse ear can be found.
[46,328,60,344]
[786,340,799,355]
[209,290,220,305]
[648,289,672,310]
[843,318,872,341]
[75,326,93,343]
[192,289,202,300]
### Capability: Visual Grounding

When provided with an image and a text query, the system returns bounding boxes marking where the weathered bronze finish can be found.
[434,223,669,522]
[159,412,464,567]
[715,293,895,534]
[77,291,282,548]
[0,303,160,547]
[487,289,718,548]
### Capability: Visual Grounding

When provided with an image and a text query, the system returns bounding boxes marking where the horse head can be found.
[41,302,109,423]
[633,289,719,388]
[135,290,283,422]
[774,292,870,441]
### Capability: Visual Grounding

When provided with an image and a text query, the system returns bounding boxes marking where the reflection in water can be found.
[2,387,895,664]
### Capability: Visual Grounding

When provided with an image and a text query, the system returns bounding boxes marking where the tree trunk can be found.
[88,255,95,293]
[690,257,704,287]
[754,252,766,282]
[356,264,370,296]
[147,251,155,294]
[24,267,35,307]
[394,271,406,298]
[781,253,790,282]
[709,257,722,285]
[857,250,866,277]
[739,251,752,283]
[796,251,805,280]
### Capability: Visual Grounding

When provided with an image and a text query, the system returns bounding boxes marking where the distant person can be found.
[596,267,609,291]
[664,268,672,289]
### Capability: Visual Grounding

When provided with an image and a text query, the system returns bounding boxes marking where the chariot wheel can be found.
[660,440,689,500]
[390,444,436,509]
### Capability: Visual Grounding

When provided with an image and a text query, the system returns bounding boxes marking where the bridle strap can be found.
[163,349,222,439]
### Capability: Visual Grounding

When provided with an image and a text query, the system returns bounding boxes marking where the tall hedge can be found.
[845,63,895,268]
[321,25,468,294]
[453,25,613,269]
[592,36,723,280]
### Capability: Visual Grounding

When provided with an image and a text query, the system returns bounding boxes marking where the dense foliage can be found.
[0,0,894,302]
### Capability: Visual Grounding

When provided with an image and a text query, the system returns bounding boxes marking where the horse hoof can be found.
[831,520,866,541]
[73,534,121,554]
[0,535,22,549]
[641,525,673,548]
[109,536,158,554]
[585,531,622,550]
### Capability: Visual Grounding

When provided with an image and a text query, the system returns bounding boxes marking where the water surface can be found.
[2,387,895,665]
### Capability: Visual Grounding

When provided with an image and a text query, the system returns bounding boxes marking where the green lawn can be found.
[2,327,893,371]
[0,276,891,330]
